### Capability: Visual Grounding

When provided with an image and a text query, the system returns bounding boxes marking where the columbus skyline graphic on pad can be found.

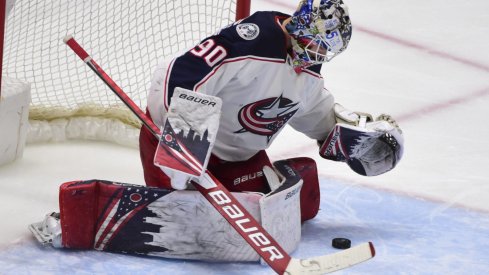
[154,119,211,176]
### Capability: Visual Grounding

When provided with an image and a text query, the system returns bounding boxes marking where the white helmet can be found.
[285,0,352,71]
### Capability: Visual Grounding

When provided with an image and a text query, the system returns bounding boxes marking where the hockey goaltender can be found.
[30,0,403,272]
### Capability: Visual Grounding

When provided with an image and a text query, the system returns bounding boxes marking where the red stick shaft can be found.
[64,35,161,138]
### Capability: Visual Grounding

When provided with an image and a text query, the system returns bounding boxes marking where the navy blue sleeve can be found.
[165,11,290,102]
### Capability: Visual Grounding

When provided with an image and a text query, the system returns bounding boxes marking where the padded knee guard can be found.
[272,157,320,222]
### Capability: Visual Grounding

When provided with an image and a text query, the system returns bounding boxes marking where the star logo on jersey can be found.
[235,95,299,142]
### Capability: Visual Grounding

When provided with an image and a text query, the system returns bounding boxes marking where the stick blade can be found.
[285,242,375,274]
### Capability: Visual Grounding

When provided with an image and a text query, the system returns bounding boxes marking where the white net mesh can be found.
[3,0,238,130]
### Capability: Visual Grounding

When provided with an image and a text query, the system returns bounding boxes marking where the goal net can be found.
[1,0,249,146]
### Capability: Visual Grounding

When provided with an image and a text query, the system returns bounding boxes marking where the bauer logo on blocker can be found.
[236,23,260,40]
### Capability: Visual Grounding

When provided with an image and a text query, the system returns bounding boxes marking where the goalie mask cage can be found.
[0,0,250,146]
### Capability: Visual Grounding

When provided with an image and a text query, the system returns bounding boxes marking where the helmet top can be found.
[286,0,352,70]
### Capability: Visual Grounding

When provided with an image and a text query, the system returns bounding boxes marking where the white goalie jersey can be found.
[147,11,336,161]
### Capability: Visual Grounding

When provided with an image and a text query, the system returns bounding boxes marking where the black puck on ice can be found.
[332,238,351,249]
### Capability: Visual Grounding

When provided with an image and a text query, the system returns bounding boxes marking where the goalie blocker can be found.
[30,158,320,262]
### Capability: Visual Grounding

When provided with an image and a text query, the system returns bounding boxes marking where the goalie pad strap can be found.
[59,180,100,249]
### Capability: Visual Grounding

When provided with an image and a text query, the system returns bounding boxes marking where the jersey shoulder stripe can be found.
[165,12,291,103]
[164,11,324,105]
[218,11,290,59]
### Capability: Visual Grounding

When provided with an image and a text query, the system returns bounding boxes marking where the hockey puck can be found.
[332,238,351,249]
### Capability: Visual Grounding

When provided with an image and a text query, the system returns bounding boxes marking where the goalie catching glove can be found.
[319,104,404,176]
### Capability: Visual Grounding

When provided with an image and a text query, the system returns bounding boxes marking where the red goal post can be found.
[0,0,250,145]
[0,0,6,95]
[236,0,251,22]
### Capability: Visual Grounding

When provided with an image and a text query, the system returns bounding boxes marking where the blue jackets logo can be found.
[235,95,299,142]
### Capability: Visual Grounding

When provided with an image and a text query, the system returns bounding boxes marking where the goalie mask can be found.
[285,0,352,71]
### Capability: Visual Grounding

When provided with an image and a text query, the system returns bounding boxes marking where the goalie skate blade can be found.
[284,242,375,275]
[28,222,54,246]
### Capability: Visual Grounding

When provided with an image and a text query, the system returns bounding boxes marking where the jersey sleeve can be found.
[146,33,241,126]
[147,12,289,128]
[166,35,239,102]
[288,85,336,141]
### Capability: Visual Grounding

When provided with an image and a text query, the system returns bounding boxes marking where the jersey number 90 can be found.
[190,39,227,67]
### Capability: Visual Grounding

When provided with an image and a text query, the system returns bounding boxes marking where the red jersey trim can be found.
[163,58,176,110]
[194,56,290,92]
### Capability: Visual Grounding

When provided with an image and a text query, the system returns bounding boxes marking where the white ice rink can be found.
[1,0,489,274]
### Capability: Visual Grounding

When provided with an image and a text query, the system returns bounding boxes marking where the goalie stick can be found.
[63,35,375,275]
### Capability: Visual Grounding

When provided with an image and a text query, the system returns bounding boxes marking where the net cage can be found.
[1,0,249,145]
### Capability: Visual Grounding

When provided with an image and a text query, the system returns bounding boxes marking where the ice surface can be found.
[1,0,489,274]
[1,179,488,274]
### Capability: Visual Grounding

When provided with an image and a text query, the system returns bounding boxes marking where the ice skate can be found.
[29,212,62,248]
